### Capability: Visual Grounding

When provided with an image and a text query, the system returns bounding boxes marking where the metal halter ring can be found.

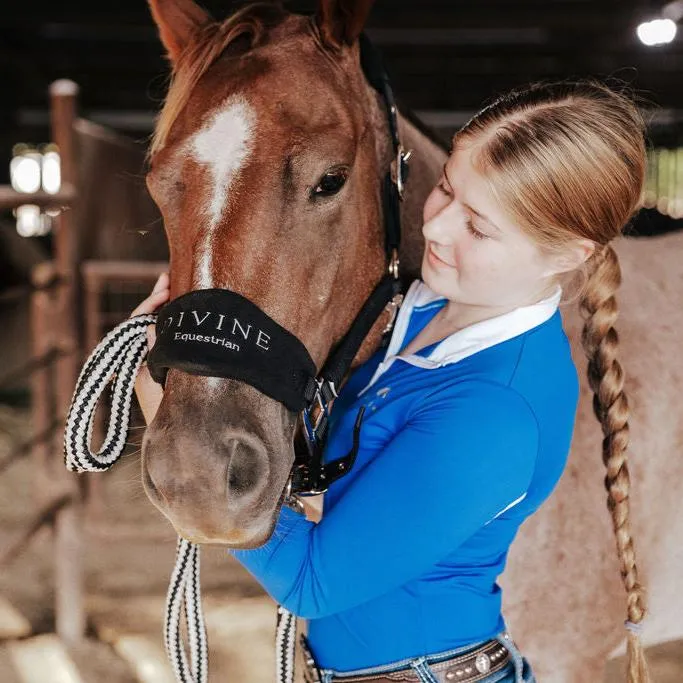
[388,248,400,279]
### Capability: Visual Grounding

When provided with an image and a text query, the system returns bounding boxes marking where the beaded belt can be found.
[300,634,512,683]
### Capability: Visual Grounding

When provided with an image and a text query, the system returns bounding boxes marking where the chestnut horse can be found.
[142,1,682,680]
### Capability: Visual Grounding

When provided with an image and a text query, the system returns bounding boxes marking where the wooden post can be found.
[49,78,86,645]
[30,262,57,499]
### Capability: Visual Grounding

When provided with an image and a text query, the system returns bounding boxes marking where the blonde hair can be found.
[457,80,650,683]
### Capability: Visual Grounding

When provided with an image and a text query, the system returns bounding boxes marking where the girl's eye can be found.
[466,218,488,241]
[312,168,349,198]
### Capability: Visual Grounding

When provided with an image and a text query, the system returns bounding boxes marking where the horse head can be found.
[142,0,399,547]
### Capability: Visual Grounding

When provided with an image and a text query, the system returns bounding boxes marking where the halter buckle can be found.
[391,146,412,200]
[283,477,306,514]
[382,292,404,334]
[290,461,328,496]
[308,378,330,434]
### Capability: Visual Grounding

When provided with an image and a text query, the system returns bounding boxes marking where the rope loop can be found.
[64,314,156,472]
[64,315,208,682]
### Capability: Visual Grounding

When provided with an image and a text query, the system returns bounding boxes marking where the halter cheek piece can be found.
[146,33,411,501]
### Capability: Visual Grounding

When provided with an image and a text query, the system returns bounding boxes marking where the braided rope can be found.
[276,605,297,683]
[63,314,298,682]
[64,314,155,472]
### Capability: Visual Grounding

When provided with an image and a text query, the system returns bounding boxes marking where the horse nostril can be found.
[142,461,168,506]
[225,438,268,497]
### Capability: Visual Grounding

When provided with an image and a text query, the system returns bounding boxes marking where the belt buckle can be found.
[300,633,323,683]
[440,639,512,682]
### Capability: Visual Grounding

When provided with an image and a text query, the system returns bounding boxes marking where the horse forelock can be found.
[149,2,287,157]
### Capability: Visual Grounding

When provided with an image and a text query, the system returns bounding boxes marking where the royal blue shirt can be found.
[230,278,579,671]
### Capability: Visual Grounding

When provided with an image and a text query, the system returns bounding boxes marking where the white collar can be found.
[357,279,562,396]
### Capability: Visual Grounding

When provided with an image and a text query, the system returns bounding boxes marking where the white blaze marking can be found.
[190,94,256,287]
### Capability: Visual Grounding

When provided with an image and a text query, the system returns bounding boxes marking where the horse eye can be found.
[312,168,349,198]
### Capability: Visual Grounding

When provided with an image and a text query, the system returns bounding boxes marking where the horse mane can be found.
[149,2,286,156]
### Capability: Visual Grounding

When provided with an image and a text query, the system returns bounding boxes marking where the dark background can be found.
[2,0,682,235]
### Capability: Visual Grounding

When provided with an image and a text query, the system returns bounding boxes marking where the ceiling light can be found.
[637,18,677,46]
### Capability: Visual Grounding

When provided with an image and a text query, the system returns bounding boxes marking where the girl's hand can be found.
[302,494,324,523]
[132,272,170,425]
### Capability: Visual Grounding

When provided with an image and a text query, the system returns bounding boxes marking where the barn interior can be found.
[0,1,682,682]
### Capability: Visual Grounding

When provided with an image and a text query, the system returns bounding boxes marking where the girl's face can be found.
[421,141,560,310]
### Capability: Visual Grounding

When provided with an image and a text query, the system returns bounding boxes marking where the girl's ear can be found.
[148,0,213,65]
[544,239,597,277]
[315,0,376,49]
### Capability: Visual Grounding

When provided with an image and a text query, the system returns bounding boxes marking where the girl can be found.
[133,79,650,683]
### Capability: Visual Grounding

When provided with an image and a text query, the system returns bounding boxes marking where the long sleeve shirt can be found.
[229,278,580,671]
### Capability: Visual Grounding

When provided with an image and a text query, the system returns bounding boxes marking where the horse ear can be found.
[148,0,212,64]
[315,0,376,49]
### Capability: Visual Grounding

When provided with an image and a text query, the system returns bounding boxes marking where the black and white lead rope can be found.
[64,314,299,683]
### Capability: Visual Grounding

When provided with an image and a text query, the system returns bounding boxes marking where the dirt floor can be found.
[0,403,681,683]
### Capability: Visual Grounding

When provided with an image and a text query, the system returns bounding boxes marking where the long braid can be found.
[578,243,651,683]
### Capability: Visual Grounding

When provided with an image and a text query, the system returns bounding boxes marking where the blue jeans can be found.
[315,630,536,683]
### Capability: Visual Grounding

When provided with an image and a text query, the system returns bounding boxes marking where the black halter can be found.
[147,33,410,499]
[287,33,410,496]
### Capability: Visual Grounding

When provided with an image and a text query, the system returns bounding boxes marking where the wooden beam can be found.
[0,597,31,640]
[7,635,84,683]
[88,596,175,683]
[105,635,175,683]
[0,495,72,568]
[0,185,76,211]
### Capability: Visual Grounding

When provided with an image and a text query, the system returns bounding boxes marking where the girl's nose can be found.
[424,211,456,245]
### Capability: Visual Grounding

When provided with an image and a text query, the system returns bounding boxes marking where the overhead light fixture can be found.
[637,1,683,46]
[637,18,677,45]
[41,146,61,195]
[10,146,41,194]
[9,143,61,237]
